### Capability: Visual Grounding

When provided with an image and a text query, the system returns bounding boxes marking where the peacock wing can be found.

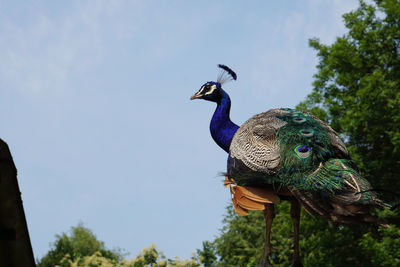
[229,108,288,179]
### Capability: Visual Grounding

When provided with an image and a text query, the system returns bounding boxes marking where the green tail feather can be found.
[273,108,335,187]
[291,158,383,206]
[291,159,358,192]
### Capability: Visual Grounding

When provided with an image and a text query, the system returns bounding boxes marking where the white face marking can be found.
[192,86,206,98]
[204,84,217,95]
[198,86,206,94]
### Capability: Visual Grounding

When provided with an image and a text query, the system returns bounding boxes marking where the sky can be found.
[0,0,359,261]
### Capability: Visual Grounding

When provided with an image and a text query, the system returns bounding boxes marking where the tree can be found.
[205,203,377,266]
[38,224,201,267]
[199,0,400,266]
[37,223,122,267]
[127,245,201,267]
[196,241,217,267]
[211,204,292,267]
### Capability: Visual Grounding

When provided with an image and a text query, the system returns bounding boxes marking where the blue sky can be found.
[0,0,359,261]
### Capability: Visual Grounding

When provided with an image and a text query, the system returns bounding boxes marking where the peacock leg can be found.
[290,198,303,267]
[259,204,275,267]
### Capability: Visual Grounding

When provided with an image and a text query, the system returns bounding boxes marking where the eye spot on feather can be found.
[309,176,322,188]
[295,145,311,158]
[293,117,306,123]
[299,129,314,137]
[336,172,344,178]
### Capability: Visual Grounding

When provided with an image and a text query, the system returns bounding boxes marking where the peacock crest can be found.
[217,64,237,84]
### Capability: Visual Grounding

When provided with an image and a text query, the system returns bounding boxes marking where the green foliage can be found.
[204,204,384,266]
[49,244,202,267]
[196,241,217,267]
[212,206,267,266]
[56,251,117,267]
[37,223,122,267]
[360,220,400,266]
[38,224,201,267]
[129,245,166,267]
[126,245,201,267]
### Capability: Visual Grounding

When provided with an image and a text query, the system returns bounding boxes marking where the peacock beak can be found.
[190,92,202,100]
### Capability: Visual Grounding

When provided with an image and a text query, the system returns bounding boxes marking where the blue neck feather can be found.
[210,89,239,153]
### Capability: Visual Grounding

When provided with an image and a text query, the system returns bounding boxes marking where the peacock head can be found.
[190,81,223,102]
[190,64,237,103]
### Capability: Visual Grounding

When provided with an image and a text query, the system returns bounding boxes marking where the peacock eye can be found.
[205,84,217,95]
[298,146,309,153]
[329,160,340,166]
[299,129,314,137]
[293,117,306,123]
[336,172,344,178]
[295,145,311,158]
[309,176,322,188]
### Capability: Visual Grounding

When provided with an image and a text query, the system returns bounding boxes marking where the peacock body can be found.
[191,65,386,266]
[228,107,384,224]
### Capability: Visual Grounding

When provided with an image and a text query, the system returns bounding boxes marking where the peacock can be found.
[190,65,389,267]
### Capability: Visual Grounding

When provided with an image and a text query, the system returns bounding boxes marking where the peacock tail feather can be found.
[274,108,334,188]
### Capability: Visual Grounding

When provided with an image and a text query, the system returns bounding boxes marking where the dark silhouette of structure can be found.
[0,139,35,266]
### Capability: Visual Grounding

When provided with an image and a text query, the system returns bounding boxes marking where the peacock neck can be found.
[210,89,239,153]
